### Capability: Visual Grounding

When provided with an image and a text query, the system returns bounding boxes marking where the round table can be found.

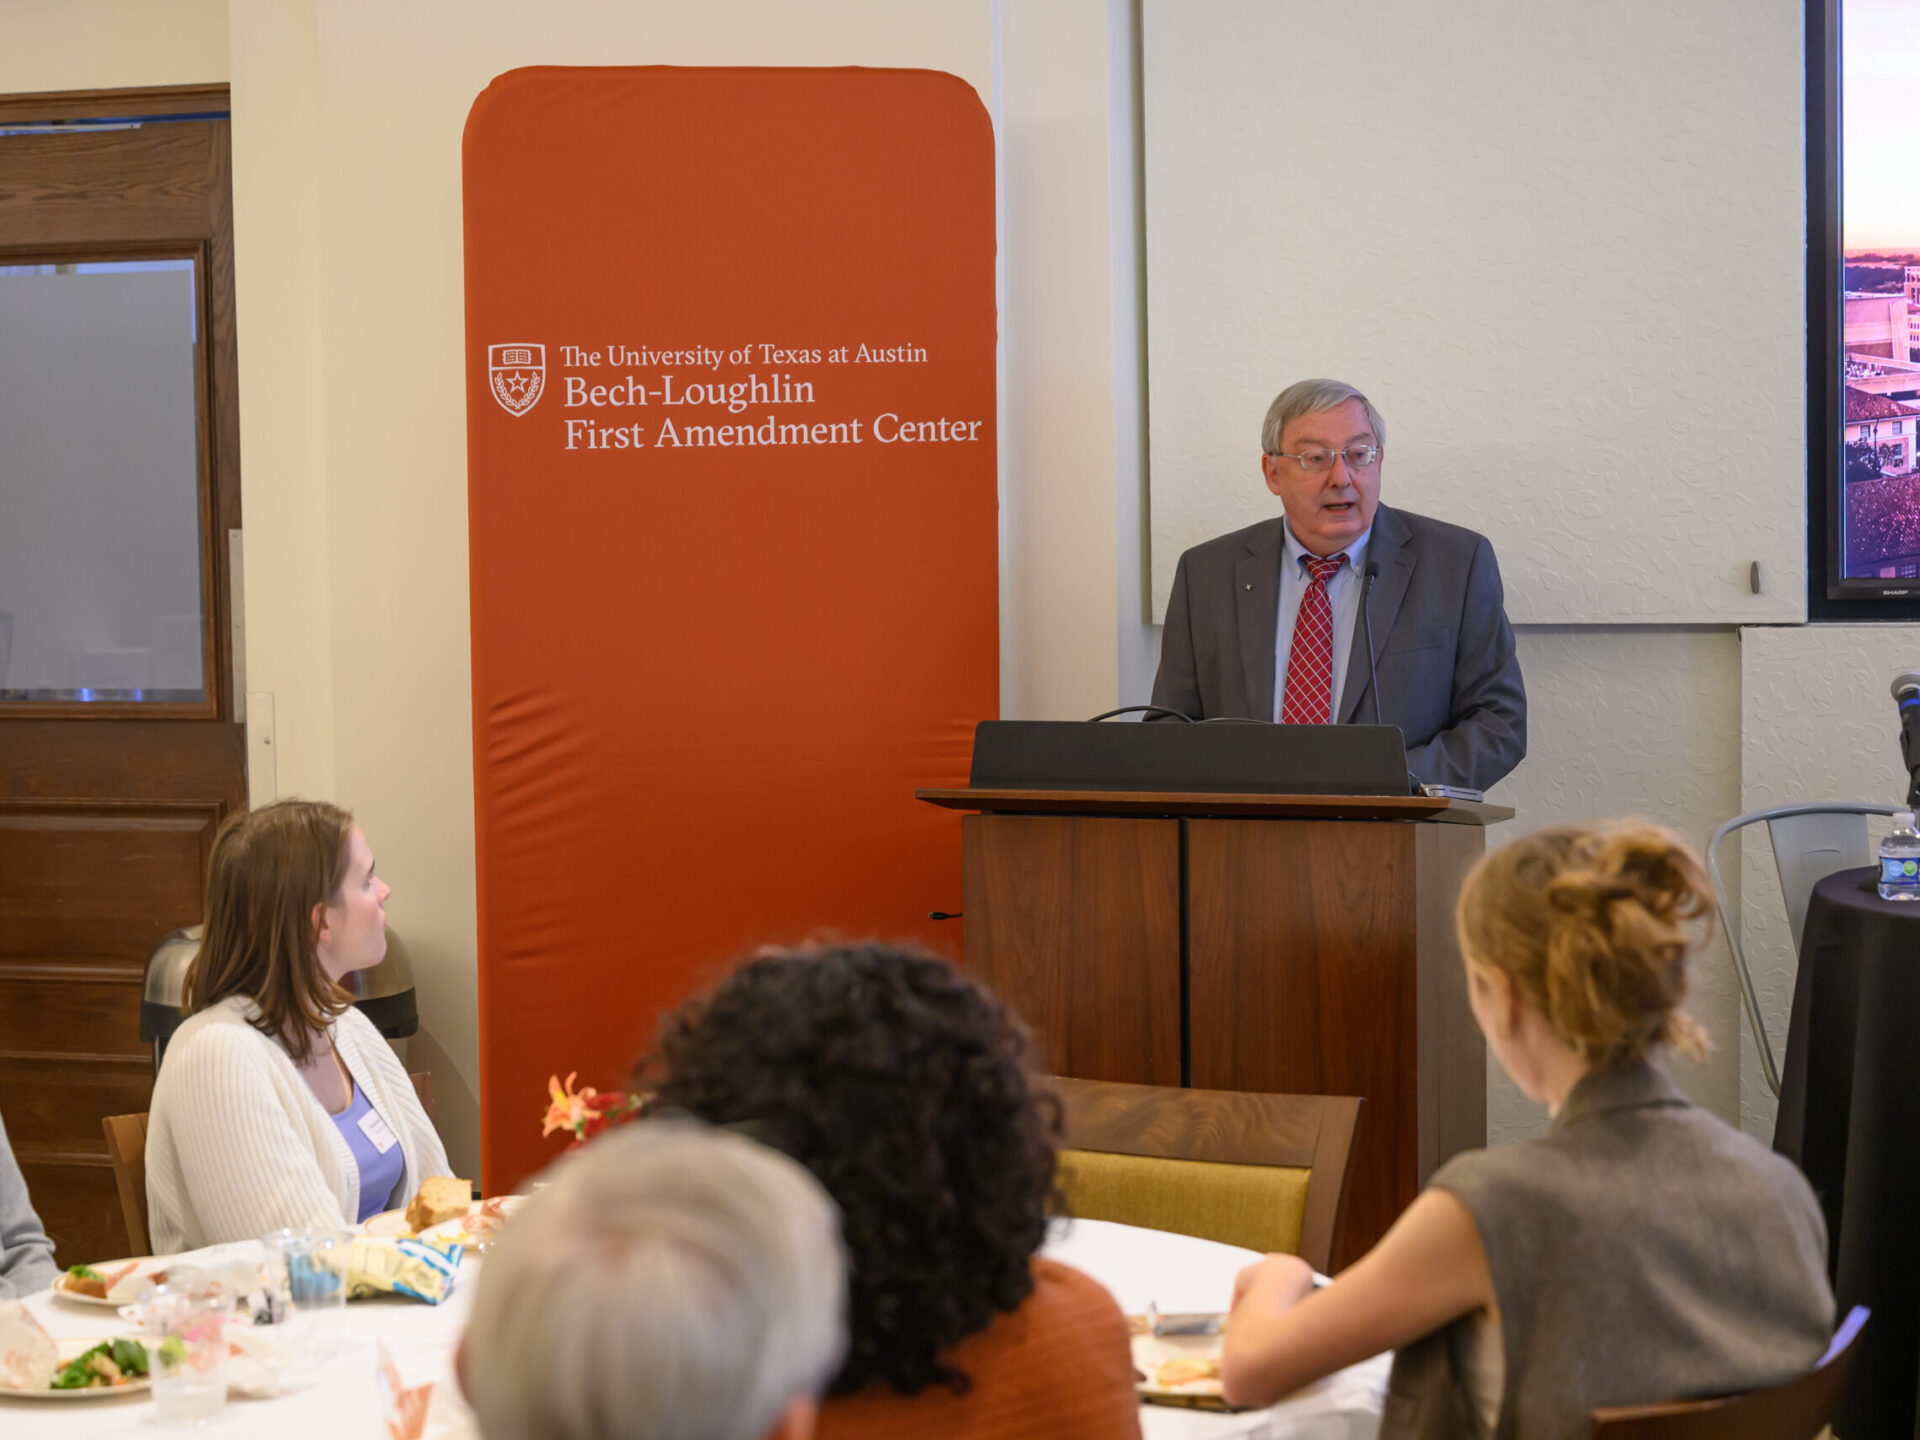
[1042,1219,1390,1440]
[1772,865,1920,1440]
[6,1219,1388,1440]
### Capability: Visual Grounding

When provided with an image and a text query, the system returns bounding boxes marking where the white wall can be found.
[1483,628,1746,1139]
[0,0,226,93]
[1140,0,1806,628]
[999,0,1123,721]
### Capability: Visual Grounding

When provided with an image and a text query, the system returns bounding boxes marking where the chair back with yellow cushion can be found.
[1050,1075,1362,1272]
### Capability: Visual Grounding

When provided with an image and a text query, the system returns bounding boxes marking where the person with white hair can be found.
[460,1119,847,1440]
[1152,377,1526,793]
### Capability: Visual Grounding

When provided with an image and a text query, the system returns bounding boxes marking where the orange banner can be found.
[463,67,998,1192]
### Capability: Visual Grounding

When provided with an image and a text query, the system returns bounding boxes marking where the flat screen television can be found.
[1816,0,1920,613]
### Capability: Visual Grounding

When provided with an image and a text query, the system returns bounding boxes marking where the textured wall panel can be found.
[1738,626,1920,1138]
[1143,0,1804,626]
[1484,628,1743,1143]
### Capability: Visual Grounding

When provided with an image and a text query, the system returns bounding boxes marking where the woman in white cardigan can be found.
[147,800,451,1253]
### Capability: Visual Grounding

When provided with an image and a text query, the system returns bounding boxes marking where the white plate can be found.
[363,1195,524,1250]
[0,1340,153,1401]
[361,1209,412,1239]
[1131,1329,1237,1411]
[49,1260,162,1309]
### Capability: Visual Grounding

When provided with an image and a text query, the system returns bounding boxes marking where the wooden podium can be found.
[916,787,1511,1261]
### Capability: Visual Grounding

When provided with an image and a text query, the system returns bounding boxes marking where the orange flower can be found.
[540,1071,606,1138]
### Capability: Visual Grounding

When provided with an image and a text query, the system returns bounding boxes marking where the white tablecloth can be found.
[6,1220,1387,1440]
[1041,1218,1389,1440]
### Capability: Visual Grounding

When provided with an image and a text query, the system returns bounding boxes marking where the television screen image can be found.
[1839,0,1920,584]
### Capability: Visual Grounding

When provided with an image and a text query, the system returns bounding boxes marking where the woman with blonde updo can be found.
[1221,822,1834,1440]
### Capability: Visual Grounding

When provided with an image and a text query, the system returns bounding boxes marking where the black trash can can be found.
[142,923,421,1070]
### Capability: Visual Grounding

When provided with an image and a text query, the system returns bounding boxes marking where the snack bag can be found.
[348,1237,462,1304]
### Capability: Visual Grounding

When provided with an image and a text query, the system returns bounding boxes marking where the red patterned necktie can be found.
[1280,553,1348,724]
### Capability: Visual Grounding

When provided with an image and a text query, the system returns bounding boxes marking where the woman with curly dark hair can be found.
[639,942,1141,1440]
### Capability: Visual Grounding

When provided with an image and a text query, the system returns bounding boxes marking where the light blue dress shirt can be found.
[1273,519,1373,723]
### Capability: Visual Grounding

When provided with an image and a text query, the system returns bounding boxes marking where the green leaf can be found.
[51,1343,107,1389]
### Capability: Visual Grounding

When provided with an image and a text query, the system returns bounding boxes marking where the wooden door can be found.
[0,86,246,1262]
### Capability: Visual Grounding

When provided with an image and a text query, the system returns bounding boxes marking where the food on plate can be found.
[55,1260,158,1303]
[61,1264,108,1298]
[1153,1356,1221,1388]
[404,1176,472,1232]
[419,1193,524,1252]
[348,1236,462,1305]
[50,1339,150,1391]
[0,1300,59,1391]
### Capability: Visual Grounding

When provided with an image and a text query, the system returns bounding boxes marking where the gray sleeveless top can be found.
[1381,1057,1834,1440]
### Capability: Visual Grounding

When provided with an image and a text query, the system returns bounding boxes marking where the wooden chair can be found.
[1588,1306,1869,1440]
[101,1112,152,1257]
[1049,1074,1362,1273]
[409,1069,435,1121]
[101,1070,438,1256]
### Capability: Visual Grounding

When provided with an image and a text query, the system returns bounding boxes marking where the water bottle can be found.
[1878,811,1920,901]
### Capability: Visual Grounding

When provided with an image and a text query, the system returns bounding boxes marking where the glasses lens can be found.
[1343,446,1379,469]
[1295,449,1333,472]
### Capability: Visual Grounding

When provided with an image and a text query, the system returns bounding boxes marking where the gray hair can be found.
[1260,379,1387,455]
[463,1120,847,1440]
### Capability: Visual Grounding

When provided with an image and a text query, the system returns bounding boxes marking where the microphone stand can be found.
[1361,561,1384,728]
[1362,561,1415,795]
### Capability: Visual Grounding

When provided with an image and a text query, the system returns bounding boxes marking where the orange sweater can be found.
[816,1257,1142,1440]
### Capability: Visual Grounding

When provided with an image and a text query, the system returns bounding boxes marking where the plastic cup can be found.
[253,1227,352,1384]
[262,1227,351,1318]
[143,1291,229,1426]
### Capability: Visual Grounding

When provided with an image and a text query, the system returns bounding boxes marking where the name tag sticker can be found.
[358,1107,399,1154]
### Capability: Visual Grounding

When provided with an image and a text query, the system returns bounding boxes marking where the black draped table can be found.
[1773,865,1920,1440]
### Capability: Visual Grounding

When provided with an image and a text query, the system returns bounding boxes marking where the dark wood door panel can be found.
[0,1056,152,1153]
[0,124,223,245]
[0,805,218,958]
[0,87,244,1263]
[19,1157,126,1265]
[1188,818,1419,1257]
[0,964,146,1056]
[1,721,245,796]
[962,814,1182,1085]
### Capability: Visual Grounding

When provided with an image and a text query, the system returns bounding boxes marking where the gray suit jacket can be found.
[1150,504,1526,791]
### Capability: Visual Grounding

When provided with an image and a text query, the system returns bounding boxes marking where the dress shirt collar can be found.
[1281,516,1372,578]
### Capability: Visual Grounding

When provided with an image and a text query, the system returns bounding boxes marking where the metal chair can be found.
[1707,803,1902,1098]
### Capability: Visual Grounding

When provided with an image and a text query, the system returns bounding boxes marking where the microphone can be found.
[1361,562,1384,729]
[1362,561,1417,795]
[1894,672,1920,808]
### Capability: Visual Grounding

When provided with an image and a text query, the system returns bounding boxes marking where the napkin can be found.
[0,1300,57,1391]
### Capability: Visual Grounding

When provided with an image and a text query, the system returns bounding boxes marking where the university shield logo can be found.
[488,343,546,417]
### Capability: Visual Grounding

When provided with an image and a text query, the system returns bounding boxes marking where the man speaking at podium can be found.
[1151,379,1526,792]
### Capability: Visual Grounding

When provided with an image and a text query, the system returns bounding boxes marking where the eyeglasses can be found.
[1269,444,1382,474]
